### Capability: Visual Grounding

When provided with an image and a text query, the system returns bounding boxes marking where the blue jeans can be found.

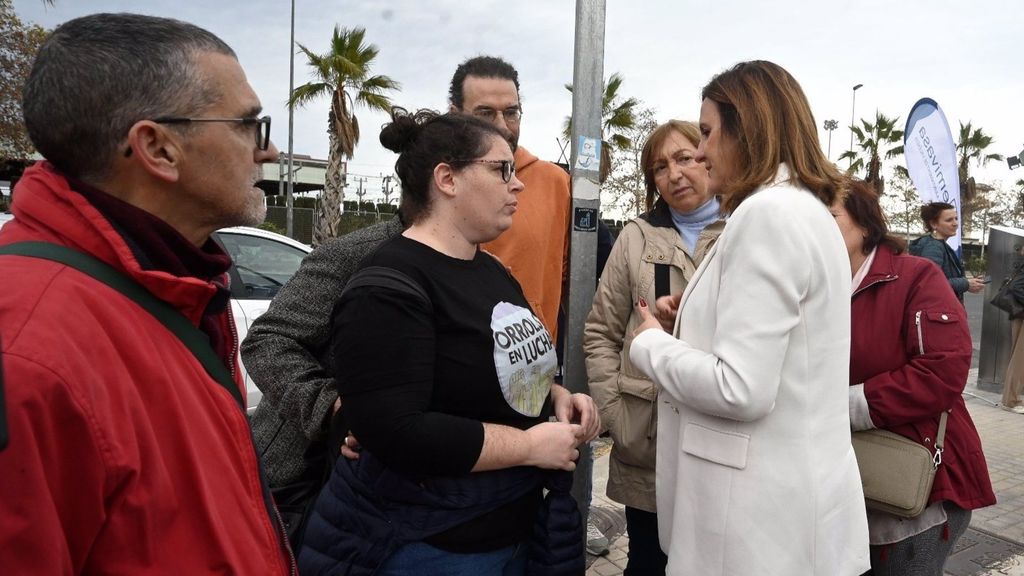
[378,541,527,576]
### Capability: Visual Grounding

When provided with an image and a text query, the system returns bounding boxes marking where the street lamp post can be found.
[823,119,838,160]
[848,83,863,168]
[285,0,296,238]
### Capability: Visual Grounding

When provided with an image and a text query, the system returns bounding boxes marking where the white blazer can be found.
[630,166,870,576]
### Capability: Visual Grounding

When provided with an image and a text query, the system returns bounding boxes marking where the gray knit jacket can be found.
[244,217,404,487]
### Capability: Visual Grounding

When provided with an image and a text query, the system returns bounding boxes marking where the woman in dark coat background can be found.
[908,202,985,303]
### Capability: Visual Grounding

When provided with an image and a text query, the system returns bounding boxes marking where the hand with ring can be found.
[340,433,361,460]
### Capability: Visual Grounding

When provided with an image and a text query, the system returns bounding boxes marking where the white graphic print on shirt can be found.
[491,301,556,416]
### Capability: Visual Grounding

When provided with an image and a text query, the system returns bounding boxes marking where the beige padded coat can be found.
[584,207,723,512]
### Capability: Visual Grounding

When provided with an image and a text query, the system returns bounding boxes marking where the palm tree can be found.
[289,26,399,245]
[563,72,638,183]
[955,122,1004,236]
[957,121,1004,202]
[838,111,904,196]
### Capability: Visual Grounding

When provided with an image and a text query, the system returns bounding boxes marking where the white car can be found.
[0,213,312,414]
[215,226,312,412]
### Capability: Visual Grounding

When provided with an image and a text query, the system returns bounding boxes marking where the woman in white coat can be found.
[630,60,870,576]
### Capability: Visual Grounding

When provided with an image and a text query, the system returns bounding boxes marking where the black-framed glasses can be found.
[470,106,522,125]
[152,115,272,150]
[458,159,515,183]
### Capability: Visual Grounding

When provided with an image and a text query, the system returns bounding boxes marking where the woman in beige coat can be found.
[584,120,724,575]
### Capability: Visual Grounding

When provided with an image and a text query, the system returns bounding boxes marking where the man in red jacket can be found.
[0,13,293,574]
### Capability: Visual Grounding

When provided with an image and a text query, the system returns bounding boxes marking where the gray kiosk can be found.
[977,225,1024,393]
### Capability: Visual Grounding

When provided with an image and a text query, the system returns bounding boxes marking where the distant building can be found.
[257,154,335,197]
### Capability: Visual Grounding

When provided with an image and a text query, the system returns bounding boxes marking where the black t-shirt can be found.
[331,234,558,552]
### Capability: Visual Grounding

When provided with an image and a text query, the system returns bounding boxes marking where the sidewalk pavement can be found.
[585,368,1024,576]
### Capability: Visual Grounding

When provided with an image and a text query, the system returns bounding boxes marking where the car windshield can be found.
[218,231,306,299]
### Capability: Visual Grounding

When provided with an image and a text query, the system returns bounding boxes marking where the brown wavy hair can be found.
[701,60,845,213]
[843,180,906,254]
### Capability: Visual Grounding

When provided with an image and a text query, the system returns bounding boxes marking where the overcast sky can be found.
[13,0,1024,214]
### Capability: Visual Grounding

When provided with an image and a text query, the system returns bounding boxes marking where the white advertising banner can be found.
[903,98,962,251]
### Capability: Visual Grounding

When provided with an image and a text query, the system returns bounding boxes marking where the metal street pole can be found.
[848,83,863,168]
[982,201,990,258]
[278,156,285,198]
[285,0,296,238]
[567,0,605,542]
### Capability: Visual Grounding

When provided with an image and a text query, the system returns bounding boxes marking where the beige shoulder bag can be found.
[851,411,947,518]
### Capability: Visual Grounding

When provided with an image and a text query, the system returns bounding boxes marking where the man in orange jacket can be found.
[449,56,571,341]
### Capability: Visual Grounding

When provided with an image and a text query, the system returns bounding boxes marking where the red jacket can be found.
[851,245,994,511]
[0,163,292,574]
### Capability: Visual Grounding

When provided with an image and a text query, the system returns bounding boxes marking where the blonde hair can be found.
[640,120,701,212]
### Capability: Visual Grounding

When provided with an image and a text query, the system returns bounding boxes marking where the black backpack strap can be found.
[654,263,671,299]
[341,265,431,309]
[0,241,243,410]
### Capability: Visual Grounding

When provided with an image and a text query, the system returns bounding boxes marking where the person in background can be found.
[584,119,724,574]
[834,180,994,574]
[244,211,402,545]
[630,60,870,575]
[999,243,1024,414]
[0,13,292,573]
[908,202,985,303]
[298,109,598,576]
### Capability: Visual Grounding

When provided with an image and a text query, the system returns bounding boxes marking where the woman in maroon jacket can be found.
[832,181,995,575]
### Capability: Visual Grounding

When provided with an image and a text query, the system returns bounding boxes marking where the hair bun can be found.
[379,107,440,153]
[379,107,419,153]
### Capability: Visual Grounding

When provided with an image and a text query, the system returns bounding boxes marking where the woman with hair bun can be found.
[299,108,599,576]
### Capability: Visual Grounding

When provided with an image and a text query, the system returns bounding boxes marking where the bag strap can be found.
[0,241,243,410]
[654,263,671,299]
[1005,266,1024,287]
[932,411,948,469]
[341,265,431,309]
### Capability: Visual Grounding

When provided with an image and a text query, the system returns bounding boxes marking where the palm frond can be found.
[359,74,401,93]
[354,92,394,113]
[289,82,333,109]
[609,133,631,150]
[603,73,625,108]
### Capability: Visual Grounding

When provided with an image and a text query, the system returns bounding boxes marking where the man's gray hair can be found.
[22,13,236,182]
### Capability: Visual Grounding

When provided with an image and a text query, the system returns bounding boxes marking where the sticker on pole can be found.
[574,136,601,172]
[573,207,598,232]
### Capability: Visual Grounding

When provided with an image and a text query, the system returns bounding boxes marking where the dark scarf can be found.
[68,177,234,364]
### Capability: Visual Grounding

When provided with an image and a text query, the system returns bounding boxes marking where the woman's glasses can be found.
[461,159,515,183]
